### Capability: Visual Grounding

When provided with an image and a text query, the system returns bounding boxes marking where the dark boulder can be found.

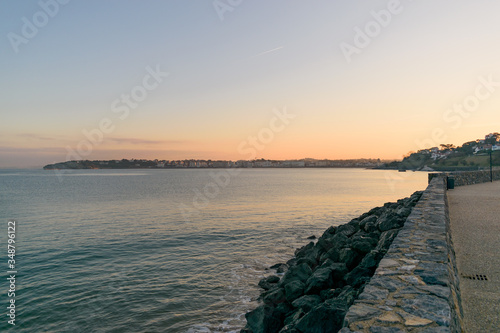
[359,214,378,229]
[363,221,378,233]
[367,206,385,216]
[319,247,340,263]
[294,242,314,258]
[359,250,383,269]
[320,288,339,300]
[284,280,305,303]
[259,275,281,290]
[275,302,294,317]
[278,325,301,333]
[294,299,348,333]
[366,230,381,239]
[282,308,305,327]
[244,305,283,333]
[383,202,399,209]
[348,217,360,224]
[336,285,358,304]
[316,236,333,252]
[351,236,377,255]
[338,247,359,270]
[406,191,423,207]
[305,261,348,294]
[327,262,349,283]
[376,229,399,252]
[291,294,322,313]
[262,287,286,305]
[321,226,336,238]
[304,265,334,295]
[396,206,412,217]
[296,256,317,269]
[336,223,358,237]
[344,265,374,287]
[377,212,402,232]
[317,232,349,252]
[294,243,320,269]
[269,263,288,273]
[279,263,312,287]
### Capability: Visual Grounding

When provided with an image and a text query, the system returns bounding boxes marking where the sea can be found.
[0,168,428,332]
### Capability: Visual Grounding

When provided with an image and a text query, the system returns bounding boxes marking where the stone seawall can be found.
[429,169,500,187]
[340,176,464,332]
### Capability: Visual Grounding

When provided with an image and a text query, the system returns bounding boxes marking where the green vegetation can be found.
[383,133,500,171]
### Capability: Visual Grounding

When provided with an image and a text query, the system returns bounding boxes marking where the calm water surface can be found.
[0,168,428,332]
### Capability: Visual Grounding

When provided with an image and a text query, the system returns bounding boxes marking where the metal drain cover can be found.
[461,274,488,281]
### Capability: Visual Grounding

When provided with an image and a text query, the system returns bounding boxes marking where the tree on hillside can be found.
[485,132,500,145]
[440,144,456,152]
[457,141,477,155]
[403,151,416,159]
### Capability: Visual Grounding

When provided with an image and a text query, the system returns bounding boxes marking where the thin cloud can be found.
[252,46,284,58]
[0,146,64,154]
[107,137,189,146]
[14,133,63,141]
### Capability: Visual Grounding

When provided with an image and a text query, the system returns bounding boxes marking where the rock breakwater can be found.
[241,191,423,333]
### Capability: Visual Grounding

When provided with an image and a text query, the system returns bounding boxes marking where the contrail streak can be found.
[252,46,284,58]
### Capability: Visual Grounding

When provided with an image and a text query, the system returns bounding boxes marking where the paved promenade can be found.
[448,181,500,332]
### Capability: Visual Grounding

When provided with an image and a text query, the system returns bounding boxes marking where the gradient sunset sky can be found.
[1,0,500,168]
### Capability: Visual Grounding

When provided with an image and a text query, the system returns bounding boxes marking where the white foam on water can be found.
[186,324,212,333]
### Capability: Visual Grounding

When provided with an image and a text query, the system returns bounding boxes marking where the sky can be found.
[1,0,500,168]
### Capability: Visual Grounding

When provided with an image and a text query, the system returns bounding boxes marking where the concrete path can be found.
[448,181,500,332]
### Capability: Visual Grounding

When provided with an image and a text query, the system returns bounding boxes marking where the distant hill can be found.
[382,132,500,171]
[43,158,388,170]
[42,133,500,171]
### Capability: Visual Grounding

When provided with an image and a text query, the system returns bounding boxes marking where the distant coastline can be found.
[43,158,388,170]
[42,133,500,172]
